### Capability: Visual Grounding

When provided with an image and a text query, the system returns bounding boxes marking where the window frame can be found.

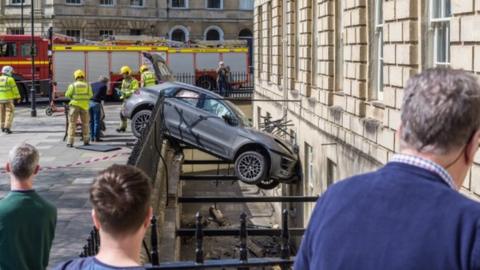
[0,42,17,57]
[175,89,201,107]
[169,25,189,42]
[171,0,188,9]
[99,30,114,37]
[204,26,224,41]
[429,0,451,67]
[10,0,25,5]
[334,0,344,92]
[239,0,253,10]
[99,0,114,7]
[200,96,234,119]
[375,0,384,100]
[206,0,223,10]
[130,0,144,7]
[65,0,82,5]
[311,0,319,89]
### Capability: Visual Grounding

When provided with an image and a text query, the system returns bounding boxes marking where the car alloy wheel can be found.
[131,109,152,138]
[235,151,267,184]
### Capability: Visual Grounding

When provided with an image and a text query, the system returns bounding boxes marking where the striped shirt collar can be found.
[390,154,456,189]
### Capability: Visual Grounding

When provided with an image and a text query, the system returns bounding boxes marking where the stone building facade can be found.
[0,0,253,41]
[254,0,480,225]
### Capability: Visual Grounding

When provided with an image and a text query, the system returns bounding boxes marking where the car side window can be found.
[175,89,200,107]
[201,97,233,119]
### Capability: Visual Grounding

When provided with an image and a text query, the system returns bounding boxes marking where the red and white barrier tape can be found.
[0,152,130,175]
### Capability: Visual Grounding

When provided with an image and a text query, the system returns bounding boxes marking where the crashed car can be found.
[122,81,300,189]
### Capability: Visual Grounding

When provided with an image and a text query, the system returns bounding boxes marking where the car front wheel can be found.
[131,109,152,138]
[234,151,268,184]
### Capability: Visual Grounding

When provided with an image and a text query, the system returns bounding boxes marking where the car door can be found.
[194,94,239,158]
[163,88,203,146]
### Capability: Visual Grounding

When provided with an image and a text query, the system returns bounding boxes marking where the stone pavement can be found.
[0,103,135,269]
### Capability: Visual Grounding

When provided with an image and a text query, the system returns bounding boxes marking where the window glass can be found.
[130,0,143,6]
[175,89,200,107]
[0,43,16,57]
[171,29,186,42]
[201,98,233,119]
[21,43,37,57]
[207,0,221,9]
[66,0,81,4]
[430,0,450,66]
[172,0,186,8]
[100,0,113,5]
[206,29,220,40]
[239,0,253,10]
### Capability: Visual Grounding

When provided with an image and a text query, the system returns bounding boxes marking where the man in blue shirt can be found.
[89,76,108,142]
[295,68,480,270]
[53,164,152,270]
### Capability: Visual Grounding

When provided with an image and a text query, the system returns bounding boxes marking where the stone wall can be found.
[254,0,480,224]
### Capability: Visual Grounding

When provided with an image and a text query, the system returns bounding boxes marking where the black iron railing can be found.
[174,72,254,99]
[78,210,297,269]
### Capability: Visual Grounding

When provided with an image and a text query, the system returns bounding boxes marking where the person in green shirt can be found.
[117,65,139,133]
[65,69,93,147]
[0,143,57,270]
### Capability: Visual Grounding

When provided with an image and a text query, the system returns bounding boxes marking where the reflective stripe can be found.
[72,82,91,101]
[142,71,156,86]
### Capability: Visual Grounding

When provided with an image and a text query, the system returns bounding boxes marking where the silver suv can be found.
[122,81,300,189]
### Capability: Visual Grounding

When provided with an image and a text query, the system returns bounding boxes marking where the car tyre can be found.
[256,178,280,190]
[234,151,268,184]
[196,76,216,91]
[131,109,152,138]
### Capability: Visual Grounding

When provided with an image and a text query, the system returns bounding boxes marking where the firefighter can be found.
[65,69,93,148]
[0,66,21,134]
[140,65,157,87]
[116,65,139,133]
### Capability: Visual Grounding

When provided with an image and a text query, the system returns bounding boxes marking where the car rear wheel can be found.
[235,151,268,184]
[256,178,280,190]
[196,76,216,90]
[131,109,152,138]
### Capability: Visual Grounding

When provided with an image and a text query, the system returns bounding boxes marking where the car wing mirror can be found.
[223,114,239,126]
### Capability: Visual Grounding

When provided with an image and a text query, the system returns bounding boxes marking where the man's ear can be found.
[92,209,101,230]
[465,129,480,165]
[33,165,40,176]
[5,163,10,173]
[144,207,153,229]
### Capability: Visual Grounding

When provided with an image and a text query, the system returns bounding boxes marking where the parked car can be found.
[122,81,300,189]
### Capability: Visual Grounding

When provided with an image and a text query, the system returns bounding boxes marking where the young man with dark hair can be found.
[54,164,152,270]
[0,143,57,270]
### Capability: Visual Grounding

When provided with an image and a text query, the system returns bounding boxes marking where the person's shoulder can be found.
[52,257,94,270]
[34,193,57,214]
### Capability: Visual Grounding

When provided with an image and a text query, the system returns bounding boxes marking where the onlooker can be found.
[89,76,108,142]
[54,164,152,270]
[294,68,480,269]
[0,143,57,270]
[216,61,228,96]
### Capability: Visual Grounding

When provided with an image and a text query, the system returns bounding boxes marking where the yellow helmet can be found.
[140,65,149,73]
[120,66,132,75]
[73,69,85,80]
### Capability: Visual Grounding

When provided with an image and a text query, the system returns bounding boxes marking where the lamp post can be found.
[21,0,24,34]
[30,0,36,117]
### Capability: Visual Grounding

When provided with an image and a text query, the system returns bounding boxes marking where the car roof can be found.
[153,81,223,98]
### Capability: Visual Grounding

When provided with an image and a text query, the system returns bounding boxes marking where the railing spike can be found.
[239,212,248,262]
[195,212,204,264]
[150,215,159,265]
[281,209,291,260]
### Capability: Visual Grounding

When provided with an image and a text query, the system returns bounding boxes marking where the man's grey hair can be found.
[98,75,109,83]
[401,68,480,154]
[8,143,40,180]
